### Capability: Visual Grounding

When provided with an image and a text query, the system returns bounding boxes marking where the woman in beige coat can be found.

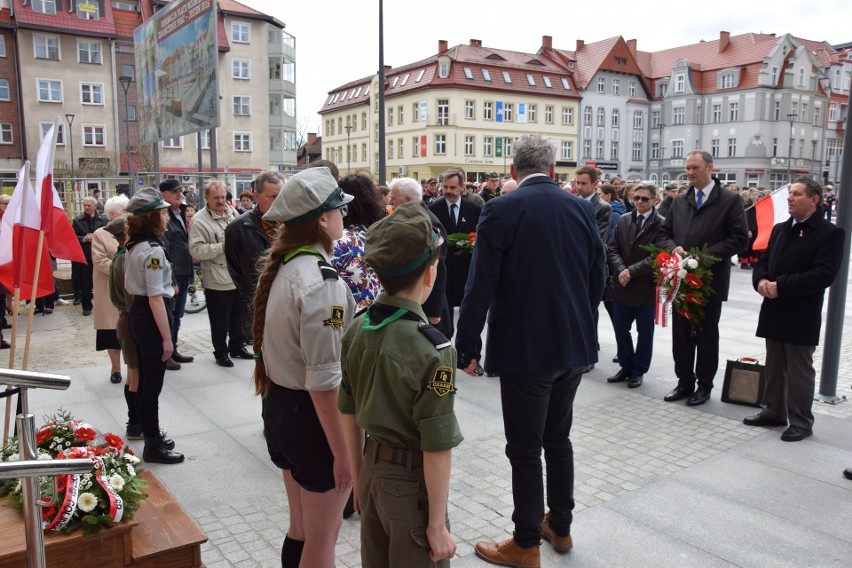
[91,194,128,384]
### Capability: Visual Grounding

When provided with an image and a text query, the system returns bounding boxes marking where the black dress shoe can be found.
[109,371,123,384]
[843,468,852,481]
[580,364,595,374]
[686,389,711,406]
[216,356,234,368]
[743,414,787,427]
[2,321,11,329]
[143,437,184,464]
[82,309,92,316]
[664,385,693,402]
[172,351,194,363]
[165,357,182,371]
[628,375,644,388]
[73,298,81,305]
[229,347,254,360]
[781,426,812,442]
[0,340,10,349]
[607,368,629,383]
[611,356,619,363]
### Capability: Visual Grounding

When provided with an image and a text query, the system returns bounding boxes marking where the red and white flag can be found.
[752,185,790,251]
[0,162,54,299]
[36,118,85,263]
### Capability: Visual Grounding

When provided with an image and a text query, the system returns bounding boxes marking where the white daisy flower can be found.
[77,492,98,513]
[126,465,136,478]
[109,474,125,492]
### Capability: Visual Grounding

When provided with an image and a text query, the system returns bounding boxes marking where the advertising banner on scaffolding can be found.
[134,0,219,144]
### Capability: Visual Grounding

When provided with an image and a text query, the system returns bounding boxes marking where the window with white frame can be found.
[387,139,393,158]
[438,62,449,78]
[673,107,685,125]
[0,79,8,101]
[37,79,62,102]
[78,41,101,64]
[610,140,619,160]
[81,83,103,105]
[484,136,493,156]
[583,140,591,159]
[774,100,781,120]
[596,107,605,126]
[231,22,250,43]
[844,71,851,90]
[561,77,571,90]
[435,134,446,154]
[829,102,839,121]
[545,105,553,124]
[632,142,641,161]
[0,36,5,58]
[163,136,182,148]
[526,73,536,86]
[595,140,605,159]
[233,96,250,115]
[465,100,475,119]
[463,67,473,80]
[720,73,735,89]
[729,101,739,122]
[543,76,552,88]
[0,123,12,144]
[83,125,105,146]
[33,0,57,14]
[797,67,805,87]
[398,106,404,125]
[40,122,65,144]
[464,136,474,156]
[597,77,605,93]
[583,106,592,125]
[562,107,573,125]
[504,138,512,157]
[35,35,59,60]
[801,103,808,123]
[770,66,778,85]
[502,71,512,84]
[772,137,778,157]
[712,104,721,123]
[232,59,250,79]
[387,107,393,126]
[727,138,736,157]
[826,138,843,158]
[628,81,636,97]
[813,104,821,126]
[652,110,660,128]
[528,104,536,123]
[362,112,367,130]
[612,79,620,95]
[503,103,513,122]
[659,83,668,97]
[483,101,492,120]
[398,138,403,159]
[650,142,659,159]
[674,73,685,93]
[611,109,619,127]
[671,139,684,158]
[125,105,136,121]
[633,110,644,129]
[437,99,449,125]
[711,138,720,157]
[234,133,252,152]
[561,140,573,160]
[481,68,491,81]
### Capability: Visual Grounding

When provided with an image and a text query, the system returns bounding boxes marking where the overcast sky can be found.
[246,0,852,134]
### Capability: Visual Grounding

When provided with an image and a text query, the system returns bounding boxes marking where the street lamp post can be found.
[118,76,133,192]
[344,124,353,173]
[787,112,797,184]
[65,113,75,206]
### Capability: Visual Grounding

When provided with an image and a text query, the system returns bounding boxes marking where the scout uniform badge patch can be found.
[428,366,457,396]
[147,258,162,270]
[324,305,345,330]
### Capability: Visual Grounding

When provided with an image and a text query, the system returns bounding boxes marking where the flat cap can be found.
[485,171,499,179]
[159,179,182,192]
[365,202,441,277]
[427,178,437,184]
[264,167,353,226]
[126,187,168,214]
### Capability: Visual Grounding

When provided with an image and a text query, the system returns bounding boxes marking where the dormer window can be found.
[674,73,685,93]
[33,0,57,15]
[438,61,450,78]
[77,1,100,20]
[797,67,806,87]
[720,73,735,89]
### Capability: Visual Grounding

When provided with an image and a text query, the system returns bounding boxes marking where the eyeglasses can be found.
[633,196,654,203]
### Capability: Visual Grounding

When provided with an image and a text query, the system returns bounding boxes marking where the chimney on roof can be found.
[307,133,317,145]
[384,65,392,72]
[542,35,553,50]
[438,40,448,53]
[626,39,637,56]
[470,39,482,47]
[576,39,584,51]
[719,31,730,53]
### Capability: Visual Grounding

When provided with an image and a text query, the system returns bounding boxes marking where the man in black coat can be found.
[71,196,107,316]
[429,167,482,308]
[160,180,195,369]
[744,177,844,441]
[606,183,665,389]
[658,151,748,406]
[224,171,283,344]
[457,135,606,567]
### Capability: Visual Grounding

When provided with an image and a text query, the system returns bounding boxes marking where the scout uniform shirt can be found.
[339,293,463,452]
[262,246,355,391]
[124,240,175,299]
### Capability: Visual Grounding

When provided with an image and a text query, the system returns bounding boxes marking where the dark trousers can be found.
[500,368,582,548]
[72,260,94,310]
[170,275,191,349]
[205,288,244,357]
[613,303,655,376]
[762,339,816,430]
[129,297,167,439]
[672,297,723,392]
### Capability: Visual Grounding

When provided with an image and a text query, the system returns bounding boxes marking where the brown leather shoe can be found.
[475,538,540,568]
[540,513,573,552]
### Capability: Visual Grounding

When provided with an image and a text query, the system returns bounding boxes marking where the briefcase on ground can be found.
[721,358,766,407]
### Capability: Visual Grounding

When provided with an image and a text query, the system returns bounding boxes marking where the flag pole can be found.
[2,286,21,446]
[22,231,46,371]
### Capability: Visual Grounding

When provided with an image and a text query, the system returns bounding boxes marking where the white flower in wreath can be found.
[123,453,140,465]
[78,492,98,513]
[13,480,21,494]
[7,453,19,462]
[126,465,136,478]
[685,258,698,270]
[37,452,52,460]
[677,269,688,279]
[109,474,125,492]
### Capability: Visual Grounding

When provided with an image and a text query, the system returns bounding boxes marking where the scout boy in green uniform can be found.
[339,202,463,567]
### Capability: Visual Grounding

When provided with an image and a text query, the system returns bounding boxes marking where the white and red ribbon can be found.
[93,457,124,523]
[654,252,683,328]
[43,473,80,532]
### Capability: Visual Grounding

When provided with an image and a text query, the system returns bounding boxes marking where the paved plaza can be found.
[7,266,852,567]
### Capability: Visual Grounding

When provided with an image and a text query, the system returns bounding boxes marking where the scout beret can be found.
[264,167,353,226]
[126,187,168,214]
[365,201,441,277]
[159,179,182,192]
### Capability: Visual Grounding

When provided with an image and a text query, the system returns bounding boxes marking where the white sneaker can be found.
[56,298,71,306]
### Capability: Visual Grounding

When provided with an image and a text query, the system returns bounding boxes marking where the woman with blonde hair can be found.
[253,167,355,567]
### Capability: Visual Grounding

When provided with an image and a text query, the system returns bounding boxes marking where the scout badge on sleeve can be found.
[427,366,457,396]
[324,305,345,329]
[147,257,162,270]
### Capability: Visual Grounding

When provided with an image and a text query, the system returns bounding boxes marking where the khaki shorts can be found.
[115,312,138,369]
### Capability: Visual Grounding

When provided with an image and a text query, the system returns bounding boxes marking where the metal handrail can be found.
[0,369,71,391]
[0,458,93,479]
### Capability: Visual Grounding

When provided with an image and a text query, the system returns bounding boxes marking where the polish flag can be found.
[36,118,85,263]
[752,185,790,251]
[0,162,55,299]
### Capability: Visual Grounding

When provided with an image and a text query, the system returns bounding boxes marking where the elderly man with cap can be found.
[189,178,248,367]
[160,179,194,369]
[480,171,501,202]
[423,178,439,205]
[251,167,355,568]
[339,201,462,567]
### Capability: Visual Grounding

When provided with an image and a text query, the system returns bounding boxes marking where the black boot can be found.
[281,535,305,568]
[143,436,184,464]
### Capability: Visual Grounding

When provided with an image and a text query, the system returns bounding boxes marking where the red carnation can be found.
[36,429,53,445]
[685,273,703,288]
[656,252,672,266]
[104,433,123,451]
[468,232,475,237]
[75,427,96,442]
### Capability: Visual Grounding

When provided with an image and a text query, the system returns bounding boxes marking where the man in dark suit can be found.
[428,167,482,308]
[574,165,612,244]
[456,135,606,567]
[658,151,748,406]
[745,177,844,441]
[160,180,195,369]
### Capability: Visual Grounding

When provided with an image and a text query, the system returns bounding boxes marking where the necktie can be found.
[636,215,644,232]
[450,203,458,230]
[696,190,705,209]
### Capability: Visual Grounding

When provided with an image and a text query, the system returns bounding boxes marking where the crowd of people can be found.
[4,133,847,566]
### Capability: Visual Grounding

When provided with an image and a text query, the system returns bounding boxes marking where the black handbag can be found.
[721,357,766,407]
